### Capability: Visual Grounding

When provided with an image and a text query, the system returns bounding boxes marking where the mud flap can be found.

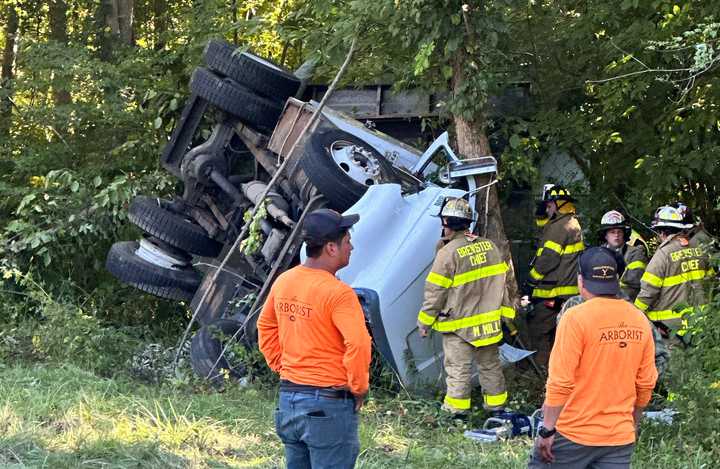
[353,288,398,373]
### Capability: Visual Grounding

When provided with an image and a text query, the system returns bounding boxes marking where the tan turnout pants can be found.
[442,333,507,413]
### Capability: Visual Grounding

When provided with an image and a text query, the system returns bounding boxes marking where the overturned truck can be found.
[106,40,498,390]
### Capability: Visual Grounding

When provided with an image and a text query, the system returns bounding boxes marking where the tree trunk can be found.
[1,3,19,137]
[49,0,72,105]
[95,0,112,60]
[452,60,521,308]
[153,0,167,50]
[231,0,238,45]
[104,0,135,46]
[117,0,135,45]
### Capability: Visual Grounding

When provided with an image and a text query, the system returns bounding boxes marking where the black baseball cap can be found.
[302,209,359,247]
[579,247,620,296]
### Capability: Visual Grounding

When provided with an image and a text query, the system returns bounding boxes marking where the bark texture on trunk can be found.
[1,3,19,137]
[153,0,167,50]
[95,0,112,61]
[104,0,135,46]
[49,0,72,105]
[452,59,520,307]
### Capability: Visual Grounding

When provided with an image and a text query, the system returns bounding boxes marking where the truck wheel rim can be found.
[329,140,382,186]
[136,238,189,270]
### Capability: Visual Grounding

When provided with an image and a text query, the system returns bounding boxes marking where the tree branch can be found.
[587,66,694,84]
[609,39,650,70]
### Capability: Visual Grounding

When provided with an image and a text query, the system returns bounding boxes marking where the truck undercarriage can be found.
[106,40,504,390]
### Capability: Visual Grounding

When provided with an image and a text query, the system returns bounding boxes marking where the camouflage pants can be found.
[442,333,507,413]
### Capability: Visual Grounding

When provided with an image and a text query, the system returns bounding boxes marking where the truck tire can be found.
[106,241,201,301]
[189,67,282,131]
[203,40,300,101]
[126,282,194,302]
[190,319,248,386]
[128,196,222,258]
[299,129,399,211]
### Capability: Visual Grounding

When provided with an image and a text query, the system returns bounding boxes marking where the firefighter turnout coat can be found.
[417,232,515,346]
[529,213,584,300]
[619,242,649,301]
[634,233,714,327]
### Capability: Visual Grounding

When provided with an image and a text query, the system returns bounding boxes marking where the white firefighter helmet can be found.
[599,210,631,239]
[440,197,474,221]
[651,205,693,230]
[672,202,696,228]
[601,210,625,227]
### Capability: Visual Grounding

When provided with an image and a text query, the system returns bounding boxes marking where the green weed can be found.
[0,363,715,468]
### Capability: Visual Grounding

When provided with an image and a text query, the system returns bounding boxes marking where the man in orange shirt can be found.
[529,247,657,468]
[258,209,372,469]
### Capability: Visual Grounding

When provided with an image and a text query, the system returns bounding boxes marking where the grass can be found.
[0,363,715,468]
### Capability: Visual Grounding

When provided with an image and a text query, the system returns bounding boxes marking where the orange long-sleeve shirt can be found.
[257,265,372,395]
[546,296,658,446]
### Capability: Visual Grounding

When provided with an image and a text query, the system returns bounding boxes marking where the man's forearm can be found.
[258,327,282,372]
[542,403,565,429]
[633,405,645,429]
[342,338,371,395]
[259,341,282,372]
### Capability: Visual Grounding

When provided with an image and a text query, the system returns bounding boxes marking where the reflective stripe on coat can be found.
[418,232,515,346]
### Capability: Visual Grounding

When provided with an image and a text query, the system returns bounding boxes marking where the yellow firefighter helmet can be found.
[440,197,474,221]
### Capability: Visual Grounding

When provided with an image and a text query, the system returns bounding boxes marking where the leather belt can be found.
[279,380,354,400]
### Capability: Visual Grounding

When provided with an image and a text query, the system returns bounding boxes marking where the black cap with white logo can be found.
[579,247,620,296]
[302,209,359,247]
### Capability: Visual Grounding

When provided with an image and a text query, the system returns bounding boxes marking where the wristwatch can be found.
[538,426,556,438]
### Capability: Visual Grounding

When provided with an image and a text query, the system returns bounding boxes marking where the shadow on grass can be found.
[0,435,246,468]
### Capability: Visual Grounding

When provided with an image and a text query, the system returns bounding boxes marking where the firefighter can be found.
[634,205,714,343]
[533,183,555,229]
[673,202,717,252]
[598,210,649,301]
[556,249,670,381]
[417,197,515,417]
[525,184,584,369]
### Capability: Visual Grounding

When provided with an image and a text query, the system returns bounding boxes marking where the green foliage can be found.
[662,250,720,458]
[224,336,278,386]
[129,341,194,385]
[2,168,172,270]
[509,2,720,229]
[0,2,718,467]
[240,200,268,256]
[287,1,720,231]
[284,0,513,121]
[495,118,541,187]
[0,165,183,338]
[0,0,296,378]
[0,269,146,376]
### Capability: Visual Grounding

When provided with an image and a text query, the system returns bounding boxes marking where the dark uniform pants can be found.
[528,433,634,469]
[527,302,559,370]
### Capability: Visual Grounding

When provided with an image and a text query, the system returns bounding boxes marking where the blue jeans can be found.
[274,391,359,469]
